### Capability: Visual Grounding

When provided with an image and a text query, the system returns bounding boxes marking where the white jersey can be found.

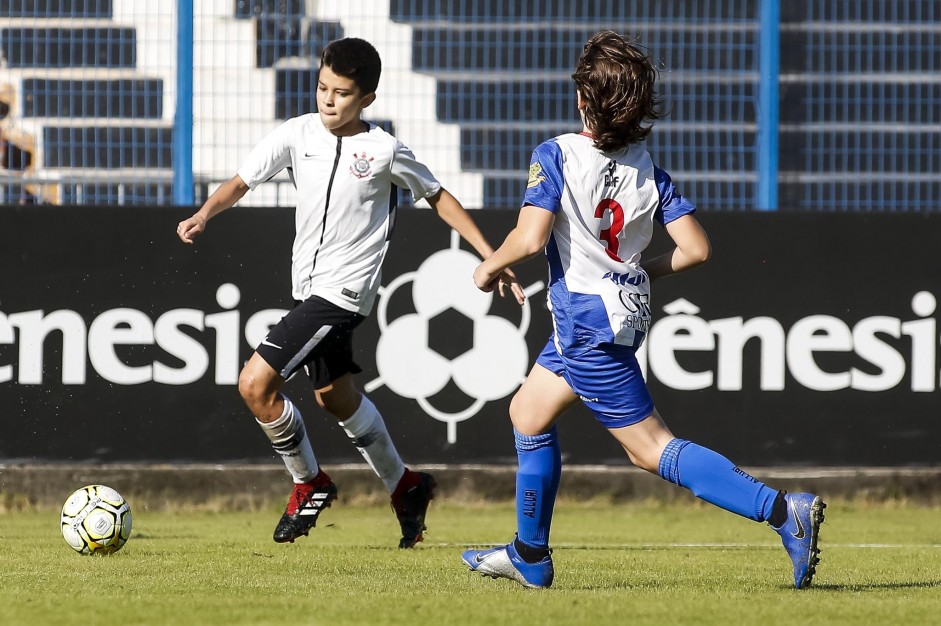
[523,132,695,351]
[238,114,441,315]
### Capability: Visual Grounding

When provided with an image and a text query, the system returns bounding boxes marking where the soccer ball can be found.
[60,485,133,555]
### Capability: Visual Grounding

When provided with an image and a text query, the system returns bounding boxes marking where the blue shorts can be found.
[535,339,654,429]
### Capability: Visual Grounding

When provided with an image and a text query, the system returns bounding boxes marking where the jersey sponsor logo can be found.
[603,160,620,188]
[527,162,546,188]
[350,152,374,179]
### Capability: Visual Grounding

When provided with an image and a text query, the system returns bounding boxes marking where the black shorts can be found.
[256,296,365,388]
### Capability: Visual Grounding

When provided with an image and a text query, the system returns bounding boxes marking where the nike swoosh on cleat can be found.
[790,500,806,539]
[474,553,487,564]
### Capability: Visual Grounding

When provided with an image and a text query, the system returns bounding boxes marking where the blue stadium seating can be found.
[275,67,320,120]
[0,9,167,205]
[776,0,941,210]
[0,0,113,18]
[58,182,174,205]
[392,0,939,211]
[21,79,163,119]
[2,0,936,210]
[305,20,344,60]
[234,0,303,19]
[42,126,172,169]
[391,0,757,22]
[0,27,136,68]
[392,1,761,208]
[255,16,304,68]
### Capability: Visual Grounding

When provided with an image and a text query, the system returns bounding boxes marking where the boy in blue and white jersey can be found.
[462,31,825,590]
[177,38,523,549]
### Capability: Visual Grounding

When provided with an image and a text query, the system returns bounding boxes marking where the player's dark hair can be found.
[572,31,662,152]
[321,38,382,94]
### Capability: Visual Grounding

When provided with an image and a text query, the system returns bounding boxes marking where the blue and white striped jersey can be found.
[523,132,695,351]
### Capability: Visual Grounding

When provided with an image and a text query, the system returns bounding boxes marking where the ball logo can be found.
[92,514,111,534]
[366,232,544,443]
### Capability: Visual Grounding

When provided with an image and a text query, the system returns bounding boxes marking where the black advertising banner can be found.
[1,206,939,466]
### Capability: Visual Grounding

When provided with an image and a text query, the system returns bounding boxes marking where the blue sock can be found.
[515,427,561,549]
[658,438,777,522]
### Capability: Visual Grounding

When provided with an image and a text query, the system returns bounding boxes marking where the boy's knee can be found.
[237,364,277,410]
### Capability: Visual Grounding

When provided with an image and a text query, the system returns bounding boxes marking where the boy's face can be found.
[317,65,376,136]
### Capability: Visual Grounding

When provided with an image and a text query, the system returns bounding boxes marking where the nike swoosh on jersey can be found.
[261,339,282,350]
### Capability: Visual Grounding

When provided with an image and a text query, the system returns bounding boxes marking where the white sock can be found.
[257,395,319,484]
[339,395,406,493]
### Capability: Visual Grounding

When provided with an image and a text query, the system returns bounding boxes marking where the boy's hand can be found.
[177,215,207,244]
[497,269,526,304]
[474,264,526,305]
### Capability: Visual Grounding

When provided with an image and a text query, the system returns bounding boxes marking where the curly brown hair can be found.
[572,31,662,153]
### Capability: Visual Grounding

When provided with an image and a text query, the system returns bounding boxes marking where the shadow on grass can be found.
[813,580,941,591]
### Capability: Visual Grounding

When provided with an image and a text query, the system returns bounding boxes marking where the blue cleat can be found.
[772,492,826,589]
[462,539,554,589]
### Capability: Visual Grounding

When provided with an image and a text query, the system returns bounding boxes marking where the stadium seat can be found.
[255,15,304,68]
[2,0,113,18]
[0,27,137,68]
[390,0,755,23]
[235,0,304,19]
[305,21,344,60]
[57,181,174,205]
[41,126,172,169]
[275,66,319,120]
[20,78,164,119]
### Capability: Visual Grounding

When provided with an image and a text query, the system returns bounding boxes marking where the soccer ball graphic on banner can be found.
[60,485,133,555]
[368,231,543,443]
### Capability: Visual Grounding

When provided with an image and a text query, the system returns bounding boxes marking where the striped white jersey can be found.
[238,114,441,315]
[522,132,695,351]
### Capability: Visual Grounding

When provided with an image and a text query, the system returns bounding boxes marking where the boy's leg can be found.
[247,296,366,543]
[513,426,561,558]
[610,414,825,588]
[318,375,436,548]
[238,353,336,543]
[463,362,576,589]
[657,436,826,588]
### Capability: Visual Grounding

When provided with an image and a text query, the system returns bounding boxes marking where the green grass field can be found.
[2,501,939,625]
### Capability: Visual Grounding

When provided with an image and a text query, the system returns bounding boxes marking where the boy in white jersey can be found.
[177,38,523,548]
[462,31,825,588]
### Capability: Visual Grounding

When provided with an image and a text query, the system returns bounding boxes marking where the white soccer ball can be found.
[60,485,133,555]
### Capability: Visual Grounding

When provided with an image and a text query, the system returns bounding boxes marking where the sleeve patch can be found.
[527,162,547,189]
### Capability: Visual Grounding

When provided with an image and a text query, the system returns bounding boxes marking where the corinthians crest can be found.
[350,152,374,179]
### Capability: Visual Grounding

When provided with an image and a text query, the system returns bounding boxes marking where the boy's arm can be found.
[473,204,554,292]
[426,188,526,304]
[425,188,494,258]
[641,214,711,280]
[177,175,250,244]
